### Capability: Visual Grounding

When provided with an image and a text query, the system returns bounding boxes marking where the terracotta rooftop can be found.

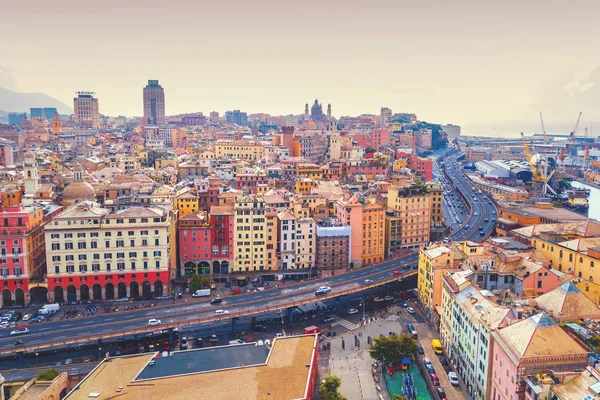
[535,282,600,322]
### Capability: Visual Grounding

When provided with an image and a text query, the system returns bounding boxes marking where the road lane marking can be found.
[56,335,66,339]
[82,321,95,325]
[105,318,114,321]
[38,327,51,331]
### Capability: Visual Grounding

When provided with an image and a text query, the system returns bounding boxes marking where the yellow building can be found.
[295,178,316,194]
[393,159,408,171]
[418,244,455,312]
[215,139,265,161]
[175,191,199,217]
[427,182,444,226]
[362,201,385,265]
[296,163,322,180]
[385,184,433,255]
[233,195,278,273]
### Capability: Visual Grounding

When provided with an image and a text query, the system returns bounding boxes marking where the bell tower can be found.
[23,151,39,202]
[52,112,62,138]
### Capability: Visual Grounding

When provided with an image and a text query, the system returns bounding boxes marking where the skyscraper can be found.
[225,110,248,126]
[143,80,165,125]
[73,92,99,128]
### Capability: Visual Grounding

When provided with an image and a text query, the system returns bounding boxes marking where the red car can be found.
[430,373,440,386]
[393,270,401,276]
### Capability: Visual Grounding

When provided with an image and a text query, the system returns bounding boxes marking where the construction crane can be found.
[559,112,583,163]
[540,112,548,144]
[584,127,590,165]
[521,132,556,195]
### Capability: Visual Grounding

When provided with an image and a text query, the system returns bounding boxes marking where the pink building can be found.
[209,204,234,281]
[353,129,389,151]
[489,312,588,400]
[335,196,362,268]
[519,262,561,296]
[178,211,212,276]
[414,129,432,150]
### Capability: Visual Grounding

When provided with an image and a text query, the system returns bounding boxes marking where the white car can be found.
[448,371,460,386]
[348,309,359,315]
[22,314,32,321]
[315,286,332,296]
[147,319,161,326]
[10,327,29,336]
[406,307,415,314]
[363,279,374,284]
[214,309,230,315]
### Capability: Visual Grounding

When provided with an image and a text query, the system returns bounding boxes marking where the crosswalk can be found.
[331,316,360,330]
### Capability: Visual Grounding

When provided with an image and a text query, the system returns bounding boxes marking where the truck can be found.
[191,289,211,298]
[304,325,322,335]
[38,304,60,315]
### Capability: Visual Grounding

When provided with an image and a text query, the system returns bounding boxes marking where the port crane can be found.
[559,112,582,163]
[540,112,549,144]
[521,132,556,195]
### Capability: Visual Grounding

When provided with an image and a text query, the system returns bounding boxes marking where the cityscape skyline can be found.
[2,0,600,136]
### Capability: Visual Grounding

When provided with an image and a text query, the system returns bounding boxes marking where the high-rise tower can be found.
[143,80,165,125]
[73,92,99,128]
[327,104,331,118]
[304,103,309,116]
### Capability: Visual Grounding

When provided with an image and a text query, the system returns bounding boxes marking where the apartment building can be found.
[210,204,234,281]
[277,210,297,271]
[215,139,265,161]
[316,220,351,273]
[386,184,433,252]
[45,202,171,303]
[361,201,385,265]
[0,204,47,307]
[417,244,454,313]
[178,211,211,277]
[296,218,316,271]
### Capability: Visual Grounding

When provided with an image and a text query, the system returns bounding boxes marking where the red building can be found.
[209,204,234,281]
[178,211,212,276]
[0,204,47,306]
[397,151,433,181]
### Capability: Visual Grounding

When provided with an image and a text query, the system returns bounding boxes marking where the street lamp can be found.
[98,347,102,360]
[35,352,39,364]
[359,301,365,322]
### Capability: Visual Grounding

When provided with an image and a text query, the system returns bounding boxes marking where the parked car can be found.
[423,358,433,369]
[448,371,460,386]
[148,319,161,326]
[179,337,189,350]
[436,387,447,399]
[430,373,440,386]
[156,295,171,301]
[416,344,424,355]
[196,337,204,347]
[209,335,219,343]
[22,314,32,321]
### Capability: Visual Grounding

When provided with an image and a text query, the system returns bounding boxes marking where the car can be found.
[384,296,394,301]
[412,264,418,270]
[448,371,460,386]
[406,307,415,314]
[423,357,433,369]
[22,314,32,321]
[401,301,408,308]
[196,337,204,347]
[179,337,189,350]
[348,309,359,315]
[439,357,448,367]
[116,297,130,303]
[426,365,436,375]
[402,264,412,270]
[321,316,335,323]
[474,212,478,216]
[210,297,223,305]
[253,324,267,332]
[275,332,285,338]
[10,327,29,336]
[148,319,161,326]
[209,335,219,343]
[29,316,45,324]
[430,373,440,386]
[156,295,171,300]
[393,270,401,276]
[214,309,230,315]
[315,286,332,296]
[436,387,447,399]
[373,297,384,302]
[416,344,424,355]
[363,279,374,284]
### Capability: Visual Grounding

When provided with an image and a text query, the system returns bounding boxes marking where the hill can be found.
[0,86,72,114]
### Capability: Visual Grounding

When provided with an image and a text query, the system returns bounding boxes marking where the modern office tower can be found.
[143,80,165,125]
[73,92,99,128]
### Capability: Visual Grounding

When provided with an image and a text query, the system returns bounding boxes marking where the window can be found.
[64,233,73,238]
[66,265,75,273]
[106,263,111,271]
[117,262,125,270]
[129,252,137,258]
[104,253,112,259]
[79,265,88,273]
[93,254,100,260]
[79,254,87,260]
[52,255,61,262]
[78,242,86,249]
[78,232,86,238]
[65,242,73,250]
[155,261,160,268]
[51,234,59,239]
[105,232,111,237]
[117,252,125,259]
[128,231,135,236]
[131,262,136,270]
[130,240,135,247]
[155,239,160,246]
[92,264,100,272]
[54,266,59,274]
[51,243,60,250]
[212,245,219,256]
[116,240,124,247]
[142,239,148,246]
[153,251,161,257]
[143,261,148,269]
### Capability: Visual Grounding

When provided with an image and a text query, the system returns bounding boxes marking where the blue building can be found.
[8,112,26,126]
[225,110,248,126]
[29,107,58,120]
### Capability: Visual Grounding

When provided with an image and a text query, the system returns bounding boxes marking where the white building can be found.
[277,210,297,270]
[296,218,316,271]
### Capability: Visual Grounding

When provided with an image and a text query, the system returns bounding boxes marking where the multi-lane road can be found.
[0,150,496,358]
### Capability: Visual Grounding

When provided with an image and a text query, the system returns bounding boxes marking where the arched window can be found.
[542,243,545,249]
[591,261,595,268]
[580,257,584,263]
[559,250,563,259]
[579,271,583,278]
[569,254,573,262]
[551,246,554,252]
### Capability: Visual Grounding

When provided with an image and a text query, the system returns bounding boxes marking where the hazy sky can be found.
[1,0,600,136]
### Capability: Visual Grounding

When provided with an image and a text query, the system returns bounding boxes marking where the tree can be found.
[393,395,409,400]
[37,368,60,381]
[368,334,418,363]
[189,274,211,292]
[320,376,347,400]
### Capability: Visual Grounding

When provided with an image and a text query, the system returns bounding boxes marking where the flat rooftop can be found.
[66,335,317,400]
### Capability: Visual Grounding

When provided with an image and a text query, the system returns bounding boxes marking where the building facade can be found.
[45,202,171,302]
[73,92,100,128]
[143,80,165,125]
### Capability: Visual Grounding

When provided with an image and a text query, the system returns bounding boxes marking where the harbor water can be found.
[571,181,600,221]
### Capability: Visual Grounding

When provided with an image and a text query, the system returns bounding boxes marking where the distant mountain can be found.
[0,86,72,114]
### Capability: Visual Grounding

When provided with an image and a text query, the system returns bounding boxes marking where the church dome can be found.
[62,163,95,207]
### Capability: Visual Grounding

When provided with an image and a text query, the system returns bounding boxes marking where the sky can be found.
[1,0,600,136]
